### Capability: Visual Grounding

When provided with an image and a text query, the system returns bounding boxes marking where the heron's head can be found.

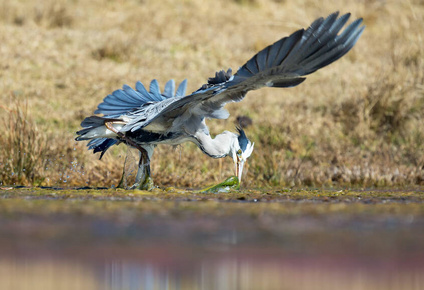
[229,127,254,184]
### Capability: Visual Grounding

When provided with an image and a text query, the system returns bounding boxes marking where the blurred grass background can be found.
[0,0,423,188]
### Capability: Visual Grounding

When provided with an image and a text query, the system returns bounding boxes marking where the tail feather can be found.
[80,116,105,128]
[87,138,119,160]
[76,116,122,139]
[76,116,122,159]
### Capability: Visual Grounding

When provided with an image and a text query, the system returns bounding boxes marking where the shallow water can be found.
[1,187,424,290]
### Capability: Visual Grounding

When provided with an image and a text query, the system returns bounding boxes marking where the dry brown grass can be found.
[0,0,423,188]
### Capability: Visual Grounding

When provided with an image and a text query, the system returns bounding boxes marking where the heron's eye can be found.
[237,149,242,156]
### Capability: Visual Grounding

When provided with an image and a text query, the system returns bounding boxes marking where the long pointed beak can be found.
[235,159,245,185]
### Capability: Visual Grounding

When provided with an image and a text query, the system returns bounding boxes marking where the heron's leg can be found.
[116,164,125,189]
[130,150,154,190]
[104,121,153,190]
[116,147,144,189]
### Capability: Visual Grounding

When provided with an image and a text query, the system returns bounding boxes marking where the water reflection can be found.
[1,255,423,290]
[1,194,423,289]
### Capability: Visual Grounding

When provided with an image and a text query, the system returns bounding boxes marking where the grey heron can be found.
[76,12,364,190]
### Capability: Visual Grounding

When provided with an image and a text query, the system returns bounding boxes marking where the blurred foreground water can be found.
[0,188,423,290]
[2,254,423,290]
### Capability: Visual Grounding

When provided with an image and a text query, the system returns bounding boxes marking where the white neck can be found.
[193,130,237,158]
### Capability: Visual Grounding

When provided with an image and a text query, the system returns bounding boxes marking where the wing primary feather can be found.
[122,85,146,103]
[135,81,153,102]
[149,79,164,101]
[299,18,363,72]
[297,13,339,59]
[265,37,284,68]
[101,96,132,107]
[176,79,188,97]
[163,79,175,98]
[111,89,139,104]
[255,47,268,72]
[280,17,325,68]
[272,29,304,67]
[302,13,348,60]
[244,59,258,75]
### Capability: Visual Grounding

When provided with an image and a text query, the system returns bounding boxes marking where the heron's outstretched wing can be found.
[123,12,364,133]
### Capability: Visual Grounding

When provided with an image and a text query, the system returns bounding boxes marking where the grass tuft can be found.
[91,32,137,62]
[35,2,73,28]
[0,101,47,185]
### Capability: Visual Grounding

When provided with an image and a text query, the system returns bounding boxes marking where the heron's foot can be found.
[198,176,240,193]
[140,176,154,191]
[130,176,154,191]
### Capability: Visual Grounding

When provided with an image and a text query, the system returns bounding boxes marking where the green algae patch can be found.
[197,176,240,193]
[0,187,423,220]
[1,188,423,219]
[1,186,424,204]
